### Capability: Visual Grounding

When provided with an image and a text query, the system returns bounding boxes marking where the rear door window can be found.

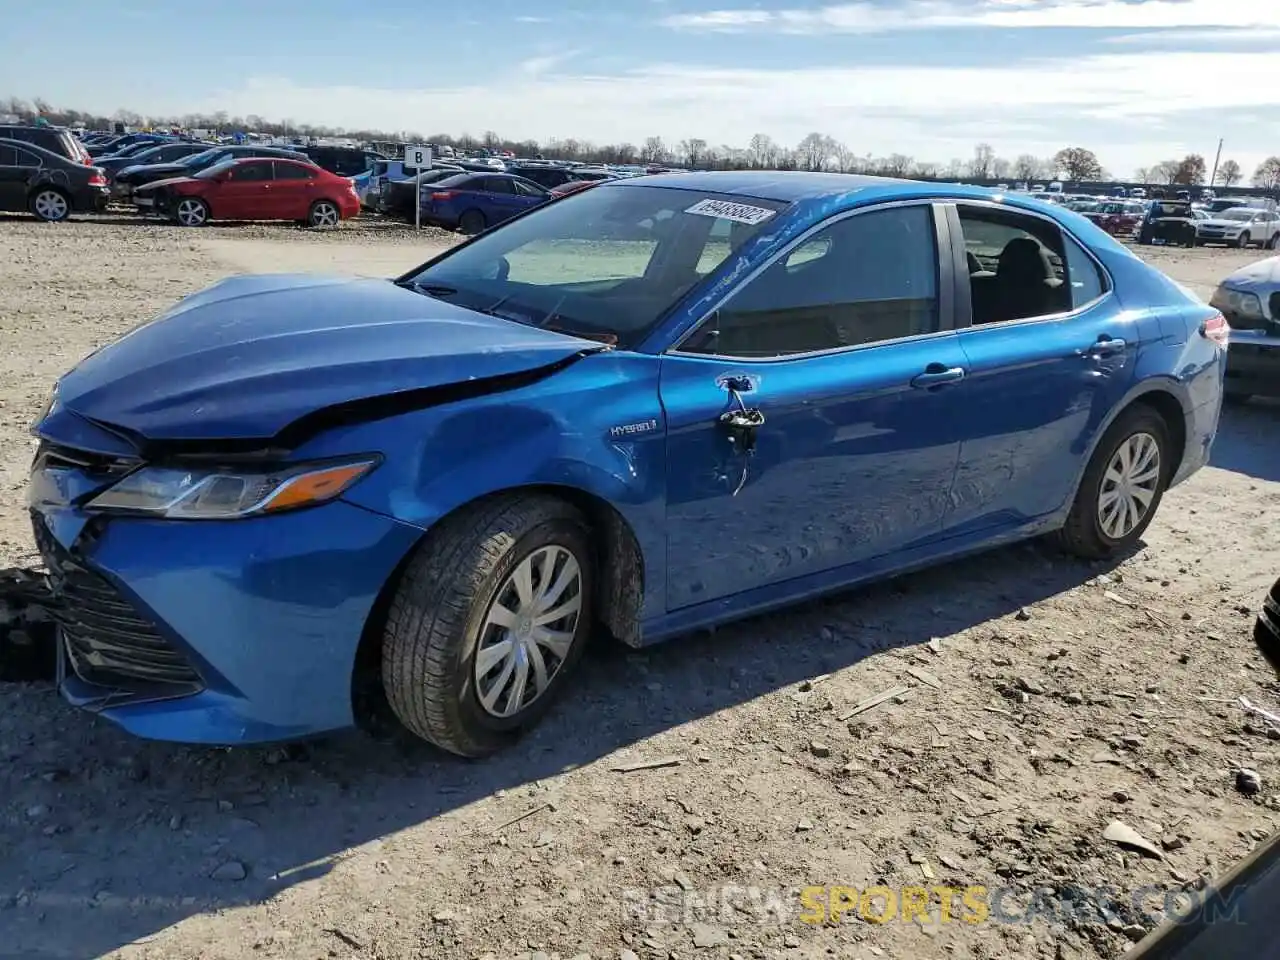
[0,145,19,166]
[274,162,316,180]
[485,177,514,194]
[229,161,273,182]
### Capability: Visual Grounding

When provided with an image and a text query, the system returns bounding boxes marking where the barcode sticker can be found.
[684,198,776,225]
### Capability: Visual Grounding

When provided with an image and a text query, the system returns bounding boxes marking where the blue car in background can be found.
[29,172,1226,757]
[419,171,550,233]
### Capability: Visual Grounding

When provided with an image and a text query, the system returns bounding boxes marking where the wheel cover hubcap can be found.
[178,200,205,224]
[474,545,583,718]
[314,204,338,225]
[1098,431,1160,539]
[35,192,66,219]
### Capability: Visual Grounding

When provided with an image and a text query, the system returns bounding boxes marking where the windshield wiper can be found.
[396,279,459,299]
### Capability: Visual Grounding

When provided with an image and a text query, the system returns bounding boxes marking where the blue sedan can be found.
[418,171,550,234]
[29,172,1226,756]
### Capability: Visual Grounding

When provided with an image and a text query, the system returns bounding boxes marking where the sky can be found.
[5,0,1280,179]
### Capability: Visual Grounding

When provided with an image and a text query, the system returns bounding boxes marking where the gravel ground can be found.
[1,214,1278,960]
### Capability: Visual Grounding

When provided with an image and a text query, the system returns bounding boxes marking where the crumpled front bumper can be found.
[34,498,421,744]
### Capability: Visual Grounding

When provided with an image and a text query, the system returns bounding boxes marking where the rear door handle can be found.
[910,365,966,388]
[1084,337,1127,358]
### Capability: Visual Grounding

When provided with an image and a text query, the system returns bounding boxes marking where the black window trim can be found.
[943,200,1114,332]
[666,198,956,363]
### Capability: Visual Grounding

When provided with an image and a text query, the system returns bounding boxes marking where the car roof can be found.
[0,137,72,164]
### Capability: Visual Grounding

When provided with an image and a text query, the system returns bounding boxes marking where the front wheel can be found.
[30,188,70,222]
[381,496,594,757]
[1056,405,1170,560]
[1237,231,1252,249]
[308,200,341,228]
[174,197,209,227]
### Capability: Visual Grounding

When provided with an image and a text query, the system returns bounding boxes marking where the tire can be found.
[381,495,595,758]
[308,199,341,228]
[1056,404,1171,560]
[29,188,70,222]
[459,209,486,235]
[1236,231,1251,249]
[174,196,209,227]
[1269,234,1280,250]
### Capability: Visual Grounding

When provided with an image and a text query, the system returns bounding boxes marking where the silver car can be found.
[1211,256,1280,401]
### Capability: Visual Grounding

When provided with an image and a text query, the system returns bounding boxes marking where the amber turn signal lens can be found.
[261,461,376,512]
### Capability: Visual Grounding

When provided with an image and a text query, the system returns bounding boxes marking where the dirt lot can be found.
[1,215,1278,960]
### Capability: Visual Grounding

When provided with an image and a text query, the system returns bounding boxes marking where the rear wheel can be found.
[174,197,209,227]
[1057,405,1170,560]
[1269,234,1280,250]
[308,200,340,228]
[29,188,70,222]
[381,495,594,757]
[459,209,486,235]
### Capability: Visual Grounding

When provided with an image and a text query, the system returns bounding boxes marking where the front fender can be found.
[295,352,670,618]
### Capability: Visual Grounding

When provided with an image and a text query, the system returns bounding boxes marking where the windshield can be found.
[401,184,787,348]
[1220,210,1255,222]
[180,148,222,167]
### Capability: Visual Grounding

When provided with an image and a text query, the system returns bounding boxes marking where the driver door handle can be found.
[910,365,966,389]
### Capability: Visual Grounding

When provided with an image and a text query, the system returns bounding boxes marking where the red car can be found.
[132,156,360,227]
[548,179,603,199]
[1085,200,1146,238]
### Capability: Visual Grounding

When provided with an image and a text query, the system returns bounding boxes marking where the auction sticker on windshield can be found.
[685,198,776,225]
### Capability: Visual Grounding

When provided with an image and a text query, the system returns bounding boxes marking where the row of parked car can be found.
[1052,192,1280,249]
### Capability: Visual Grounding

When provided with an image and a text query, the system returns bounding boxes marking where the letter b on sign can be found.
[405,145,433,169]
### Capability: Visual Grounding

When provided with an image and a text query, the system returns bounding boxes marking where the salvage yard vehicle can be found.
[1195,207,1280,249]
[1137,200,1206,247]
[131,156,361,227]
[114,144,308,200]
[418,171,550,233]
[1210,255,1280,403]
[28,172,1226,757]
[0,139,109,221]
[96,140,214,187]
[0,122,92,165]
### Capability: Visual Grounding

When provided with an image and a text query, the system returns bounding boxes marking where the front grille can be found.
[32,513,202,692]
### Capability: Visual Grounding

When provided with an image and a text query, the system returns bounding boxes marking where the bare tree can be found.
[747,133,777,169]
[882,154,914,177]
[991,157,1011,180]
[912,161,940,179]
[831,141,856,173]
[641,136,669,164]
[679,138,709,168]
[1152,160,1180,184]
[796,132,833,171]
[1216,159,1242,187]
[1012,154,1039,181]
[1253,157,1280,189]
[967,143,995,179]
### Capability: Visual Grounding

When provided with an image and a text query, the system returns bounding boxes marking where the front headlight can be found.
[1210,286,1264,319]
[86,457,378,520]
[31,381,60,432]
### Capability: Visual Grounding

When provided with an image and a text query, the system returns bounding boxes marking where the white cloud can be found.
[143,48,1280,177]
[662,0,1280,33]
[1103,26,1280,44]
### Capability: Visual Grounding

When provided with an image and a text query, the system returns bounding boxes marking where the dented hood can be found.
[54,273,597,446]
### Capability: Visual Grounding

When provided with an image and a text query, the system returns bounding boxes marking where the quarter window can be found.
[274,162,316,180]
[682,205,940,358]
[1062,234,1105,308]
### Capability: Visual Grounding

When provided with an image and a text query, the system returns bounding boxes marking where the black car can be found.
[381,166,464,221]
[115,145,308,199]
[98,141,214,185]
[0,138,109,221]
[0,124,90,165]
[300,145,385,178]
[1137,201,1199,247]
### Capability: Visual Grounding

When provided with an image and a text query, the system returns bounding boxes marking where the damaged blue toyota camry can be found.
[29,172,1226,757]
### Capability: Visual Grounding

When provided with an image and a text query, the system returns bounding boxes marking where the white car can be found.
[1196,207,1280,248]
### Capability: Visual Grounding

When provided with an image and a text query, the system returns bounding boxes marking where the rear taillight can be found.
[431,191,457,201]
[1201,312,1230,347]
[87,172,106,186]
